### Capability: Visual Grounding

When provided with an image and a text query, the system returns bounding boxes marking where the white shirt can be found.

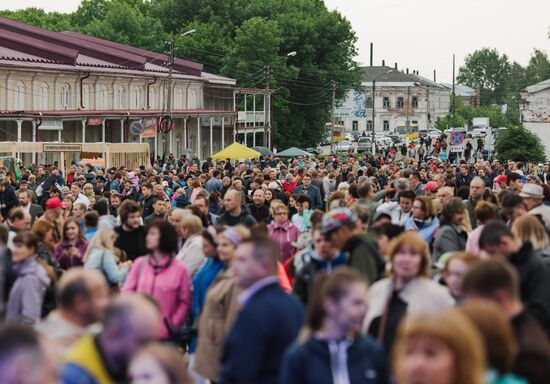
[73,193,90,208]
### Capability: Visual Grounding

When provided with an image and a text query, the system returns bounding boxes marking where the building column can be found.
[183,117,188,149]
[120,119,124,143]
[197,116,201,160]
[169,127,174,155]
[58,128,62,142]
[81,119,86,144]
[221,116,225,149]
[32,120,37,163]
[101,119,106,143]
[209,117,213,157]
[16,120,22,158]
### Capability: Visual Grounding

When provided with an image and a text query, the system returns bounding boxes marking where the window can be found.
[132,88,142,109]
[397,97,404,108]
[149,88,157,109]
[412,96,418,108]
[97,85,108,110]
[352,121,358,131]
[365,97,373,108]
[383,120,389,131]
[175,89,184,109]
[61,83,71,109]
[383,97,390,109]
[412,120,418,128]
[116,86,126,109]
[82,85,90,109]
[15,82,25,110]
[39,83,49,110]
[367,120,373,131]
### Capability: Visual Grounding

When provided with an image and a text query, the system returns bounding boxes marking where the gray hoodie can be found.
[6,257,50,325]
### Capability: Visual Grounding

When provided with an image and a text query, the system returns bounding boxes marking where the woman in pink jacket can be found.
[122,220,191,340]
[267,201,300,262]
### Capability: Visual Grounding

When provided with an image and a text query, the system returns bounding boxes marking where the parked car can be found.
[375,137,393,148]
[351,131,362,141]
[471,127,488,138]
[335,140,352,153]
[344,133,354,142]
[428,130,442,140]
[305,147,322,156]
[357,137,372,153]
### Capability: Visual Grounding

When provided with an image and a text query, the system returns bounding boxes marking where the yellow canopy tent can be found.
[211,142,261,160]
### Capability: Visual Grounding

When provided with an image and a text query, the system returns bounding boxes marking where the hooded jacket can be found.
[6,256,50,325]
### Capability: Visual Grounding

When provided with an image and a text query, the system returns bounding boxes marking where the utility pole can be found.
[451,54,456,128]
[406,85,411,134]
[264,65,272,149]
[330,79,337,154]
[166,41,175,115]
[371,79,376,155]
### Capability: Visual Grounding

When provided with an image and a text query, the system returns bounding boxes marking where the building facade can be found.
[0,16,240,165]
[335,66,450,135]
[521,79,550,157]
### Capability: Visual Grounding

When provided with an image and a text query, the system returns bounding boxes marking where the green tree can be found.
[80,0,167,52]
[495,126,546,162]
[457,48,512,106]
[526,49,550,85]
[0,8,72,31]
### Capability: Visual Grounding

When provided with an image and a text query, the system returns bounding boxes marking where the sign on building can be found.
[43,144,82,152]
[38,119,63,130]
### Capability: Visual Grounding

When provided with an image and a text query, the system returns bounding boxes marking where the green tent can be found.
[276,147,314,157]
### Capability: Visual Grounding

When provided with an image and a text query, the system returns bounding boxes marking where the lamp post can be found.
[364,69,393,155]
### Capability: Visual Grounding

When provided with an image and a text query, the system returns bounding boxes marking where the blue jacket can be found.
[219,282,304,384]
[280,336,390,384]
[294,185,323,211]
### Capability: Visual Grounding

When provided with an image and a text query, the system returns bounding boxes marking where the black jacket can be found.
[509,242,550,335]
[114,226,147,261]
[247,204,270,223]
[0,186,17,218]
[280,336,390,384]
[219,283,304,384]
[217,209,257,228]
[142,195,155,218]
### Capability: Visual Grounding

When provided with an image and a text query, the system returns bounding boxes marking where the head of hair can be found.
[373,223,405,240]
[474,201,497,223]
[92,199,110,216]
[31,220,54,242]
[351,204,370,224]
[12,232,39,253]
[388,232,431,277]
[239,235,280,272]
[305,267,366,334]
[511,214,550,251]
[479,220,513,250]
[506,172,522,185]
[444,251,480,273]
[357,182,372,198]
[147,220,179,254]
[8,207,25,223]
[62,217,85,243]
[459,302,516,375]
[0,324,41,363]
[118,199,141,224]
[84,211,99,228]
[296,194,311,206]
[439,197,466,226]
[0,224,8,244]
[461,259,520,300]
[414,196,435,219]
[181,214,203,237]
[83,228,118,262]
[456,185,470,200]
[398,190,416,201]
[393,310,485,384]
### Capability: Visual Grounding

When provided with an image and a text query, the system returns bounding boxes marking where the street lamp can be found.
[364,69,393,155]
[180,29,196,37]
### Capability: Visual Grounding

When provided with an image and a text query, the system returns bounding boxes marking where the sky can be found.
[2,0,550,83]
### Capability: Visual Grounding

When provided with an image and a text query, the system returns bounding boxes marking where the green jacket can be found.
[343,233,385,284]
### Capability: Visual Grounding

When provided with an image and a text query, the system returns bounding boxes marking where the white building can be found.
[521,79,550,157]
[335,66,450,135]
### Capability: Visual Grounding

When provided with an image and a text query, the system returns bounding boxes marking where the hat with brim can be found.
[519,184,544,199]
[321,208,357,235]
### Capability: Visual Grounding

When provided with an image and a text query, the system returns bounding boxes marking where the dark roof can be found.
[361,66,446,89]
[0,16,204,77]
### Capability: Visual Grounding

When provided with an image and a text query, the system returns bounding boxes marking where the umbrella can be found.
[277,147,314,157]
[212,142,261,160]
[252,146,274,157]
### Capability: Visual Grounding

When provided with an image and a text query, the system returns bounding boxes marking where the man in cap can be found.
[94,176,107,195]
[37,197,64,243]
[494,174,507,191]
[520,183,550,232]
[322,208,385,284]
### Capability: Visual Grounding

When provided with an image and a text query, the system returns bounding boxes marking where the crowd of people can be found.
[1,148,550,384]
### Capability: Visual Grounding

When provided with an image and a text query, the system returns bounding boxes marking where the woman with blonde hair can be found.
[82,183,95,201]
[83,228,132,287]
[511,215,550,259]
[364,232,454,355]
[442,251,480,301]
[404,196,440,244]
[176,214,205,277]
[393,309,485,384]
[129,343,193,384]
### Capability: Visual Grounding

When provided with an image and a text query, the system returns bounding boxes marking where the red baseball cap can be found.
[494,175,507,183]
[45,197,63,209]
